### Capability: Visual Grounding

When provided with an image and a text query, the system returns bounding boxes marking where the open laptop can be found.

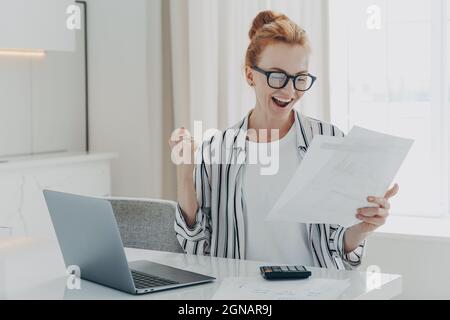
[43,189,215,295]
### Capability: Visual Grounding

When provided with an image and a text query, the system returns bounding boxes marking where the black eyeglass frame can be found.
[251,65,317,92]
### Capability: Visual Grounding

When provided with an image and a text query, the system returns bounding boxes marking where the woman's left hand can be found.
[343,183,399,254]
[355,183,399,233]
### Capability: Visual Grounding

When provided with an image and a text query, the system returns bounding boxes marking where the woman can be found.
[169,10,399,270]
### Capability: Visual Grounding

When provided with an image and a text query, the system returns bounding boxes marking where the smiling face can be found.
[246,42,310,121]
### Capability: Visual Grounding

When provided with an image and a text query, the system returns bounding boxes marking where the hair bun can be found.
[248,10,289,40]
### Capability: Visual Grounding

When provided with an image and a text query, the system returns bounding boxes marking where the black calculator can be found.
[260,265,312,280]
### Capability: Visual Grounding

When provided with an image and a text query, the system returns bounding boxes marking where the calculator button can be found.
[280,266,289,272]
[287,266,295,272]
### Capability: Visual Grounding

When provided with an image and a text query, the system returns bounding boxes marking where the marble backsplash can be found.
[0,153,115,239]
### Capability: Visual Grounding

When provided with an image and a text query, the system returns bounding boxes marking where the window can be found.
[329,0,449,217]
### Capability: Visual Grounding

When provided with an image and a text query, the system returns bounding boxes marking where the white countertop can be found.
[0,238,402,300]
[0,152,117,171]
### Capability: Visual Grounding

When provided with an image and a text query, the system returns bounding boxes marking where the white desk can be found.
[0,238,402,300]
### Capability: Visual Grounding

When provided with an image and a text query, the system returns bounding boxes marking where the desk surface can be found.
[0,238,401,300]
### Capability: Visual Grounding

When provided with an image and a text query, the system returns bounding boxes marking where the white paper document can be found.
[211,277,350,300]
[266,126,414,227]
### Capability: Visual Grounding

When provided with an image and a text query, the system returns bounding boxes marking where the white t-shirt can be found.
[242,124,314,266]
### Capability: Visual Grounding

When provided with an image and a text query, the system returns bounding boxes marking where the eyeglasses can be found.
[251,66,317,92]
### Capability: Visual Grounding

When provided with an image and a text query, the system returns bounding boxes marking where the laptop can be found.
[43,189,215,295]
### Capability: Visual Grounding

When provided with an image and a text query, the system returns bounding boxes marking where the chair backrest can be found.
[104,197,183,254]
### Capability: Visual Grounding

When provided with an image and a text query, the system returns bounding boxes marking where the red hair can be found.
[245,10,310,68]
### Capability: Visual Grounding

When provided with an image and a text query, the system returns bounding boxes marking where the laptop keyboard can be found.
[131,269,179,289]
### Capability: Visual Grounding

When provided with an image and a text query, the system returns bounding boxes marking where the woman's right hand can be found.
[168,127,199,226]
[168,127,197,179]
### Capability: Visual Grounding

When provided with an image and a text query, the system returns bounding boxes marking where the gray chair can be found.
[103,197,184,253]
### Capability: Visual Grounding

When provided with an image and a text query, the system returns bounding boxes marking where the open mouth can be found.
[271,96,293,108]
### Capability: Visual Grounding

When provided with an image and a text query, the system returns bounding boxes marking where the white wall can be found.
[361,234,450,299]
[0,0,75,52]
[87,0,165,198]
[0,0,168,199]
[0,26,85,157]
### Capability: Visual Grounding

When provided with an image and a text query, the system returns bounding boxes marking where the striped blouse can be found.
[174,109,366,270]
